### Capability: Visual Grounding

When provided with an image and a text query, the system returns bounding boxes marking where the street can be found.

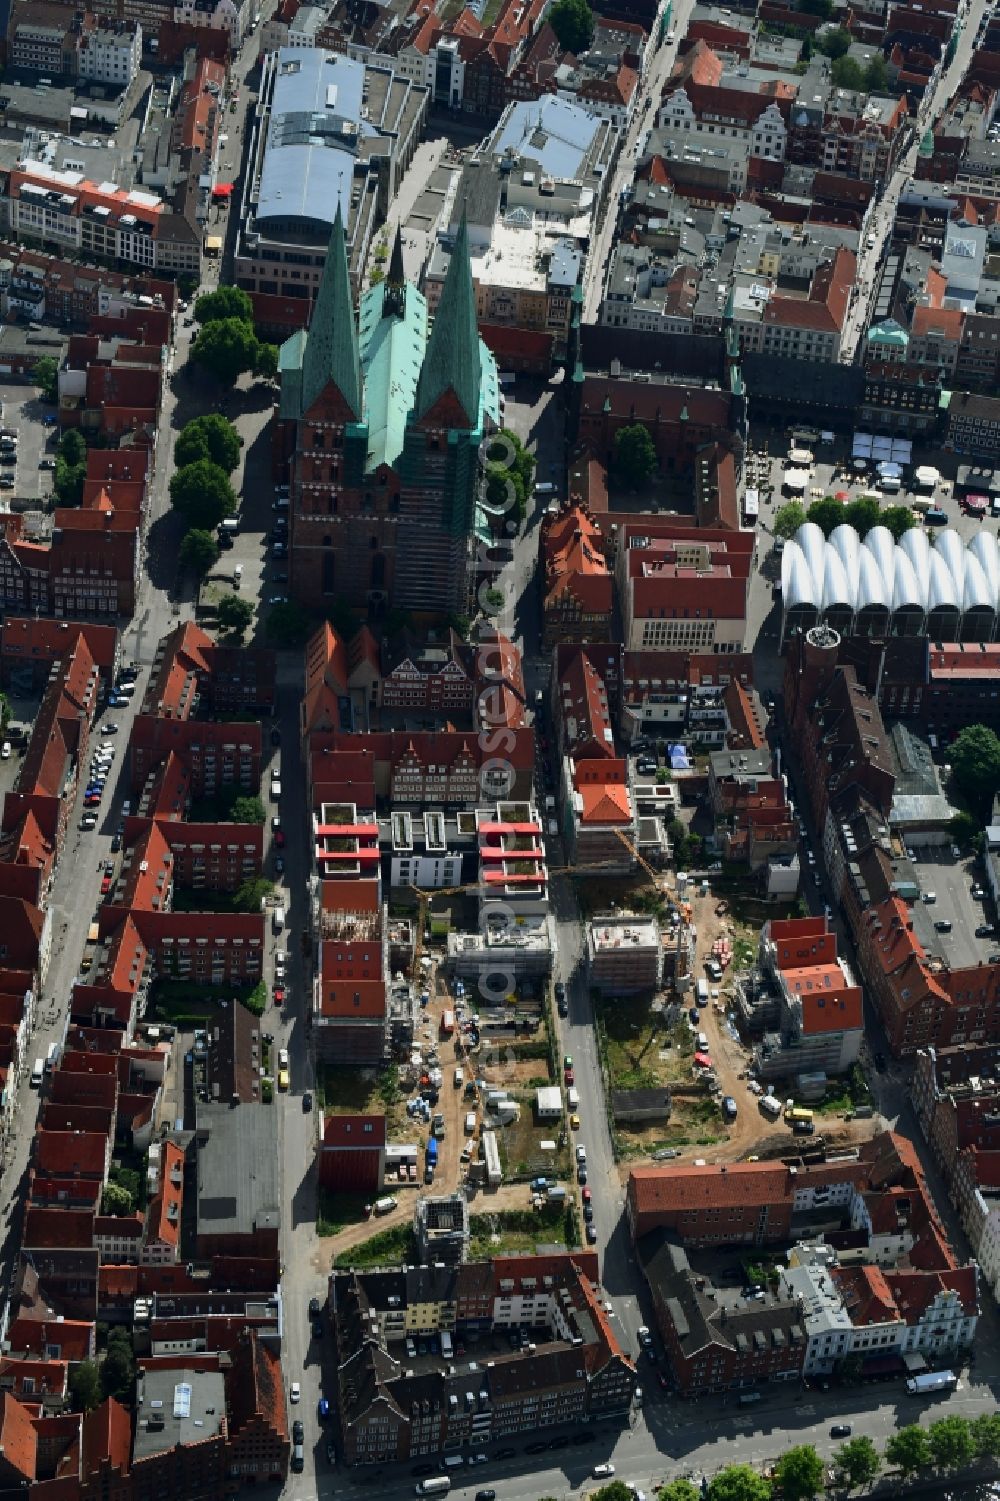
[583,0,695,322]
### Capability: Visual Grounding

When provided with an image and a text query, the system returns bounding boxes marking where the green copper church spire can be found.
[416,212,481,428]
[301,203,362,421]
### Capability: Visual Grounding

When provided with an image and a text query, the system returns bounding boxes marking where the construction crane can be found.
[408,881,475,977]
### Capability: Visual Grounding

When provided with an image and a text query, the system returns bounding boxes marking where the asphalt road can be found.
[583,0,695,322]
[842,0,987,362]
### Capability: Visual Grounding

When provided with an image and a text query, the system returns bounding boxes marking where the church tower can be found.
[278,210,499,619]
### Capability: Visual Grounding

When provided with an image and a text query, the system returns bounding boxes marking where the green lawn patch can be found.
[318,1190,375,1237]
[333,1224,416,1269]
[467,1202,575,1259]
[148,979,263,1028]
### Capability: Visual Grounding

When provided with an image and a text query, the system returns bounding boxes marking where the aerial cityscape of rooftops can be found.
[3,0,1000,1499]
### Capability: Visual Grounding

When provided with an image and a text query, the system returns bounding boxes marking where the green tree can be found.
[800,32,812,62]
[267,600,312,647]
[217,594,253,639]
[194,285,254,325]
[244,980,267,1017]
[179,528,220,577]
[178,272,200,301]
[971,1412,1000,1460]
[844,495,881,536]
[34,355,59,403]
[230,795,266,825]
[175,413,243,473]
[53,455,86,506]
[806,495,845,535]
[234,876,273,912]
[816,26,851,58]
[69,1359,102,1413]
[882,504,916,540]
[101,1181,134,1216]
[58,429,87,466]
[659,1484,700,1501]
[885,1425,932,1478]
[614,423,657,488]
[951,724,1000,819]
[831,55,865,89]
[190,317,260,385]
[775,1445,824,1501]
[101,1328,135,1405]
[707,1465,771,1501]
[834,1435,881,1491]
[253,341,279,381]
[590,1485,631,1501]
[169,459,236,530]
[548,0,594,52]
[927,1416,975,1472]
[865,55,889,91]
[774,500,807,538]
[950,809,979,850]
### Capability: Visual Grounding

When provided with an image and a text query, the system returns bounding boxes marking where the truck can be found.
[373,1196,398,1216]
[426,1137,438,1167]
[441,1010,455,1036]
[906,1371,958,1397]
[785,1105,814,1124]
[760,1095,782,1119]
[416,1479,451,1497]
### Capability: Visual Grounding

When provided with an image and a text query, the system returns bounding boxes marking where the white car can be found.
[290,1382,301,1403]
[278,1047,289,1069]
[0,741,10,759]
[593,1464,616,1479]
[576,1145,587,1164]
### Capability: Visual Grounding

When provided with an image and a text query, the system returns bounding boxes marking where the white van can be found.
[30,1058,44,1087]
[465,1112,476,1134]
[567,1086,580,1110]
[697,1031,709,1050]
[45,1042,60,1073]
[273,906,285,934]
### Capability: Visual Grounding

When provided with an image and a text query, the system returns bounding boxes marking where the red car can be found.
[273,986,285,1006]
[100,875,112,895]
[564,1068,574,1086]
[581,1187,592,1203]
[274,828,286,848]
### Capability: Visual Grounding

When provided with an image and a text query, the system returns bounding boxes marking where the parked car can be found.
[831,1424,852,1438]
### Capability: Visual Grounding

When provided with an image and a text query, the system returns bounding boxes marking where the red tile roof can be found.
[323,1114,387,1150]
[34,1131,108,1180]
[0,1391,37,1481]
[81,1396,131,1479]
[146,1140,184,1250]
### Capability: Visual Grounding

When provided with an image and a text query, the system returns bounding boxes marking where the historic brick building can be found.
[278,215,499,619]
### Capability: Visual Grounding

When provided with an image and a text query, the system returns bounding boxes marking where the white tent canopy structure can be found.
[781,523,1000,645]
[783,467,810,492]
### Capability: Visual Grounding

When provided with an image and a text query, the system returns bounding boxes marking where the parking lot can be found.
[906,845,997,971]
[0,383,56,507]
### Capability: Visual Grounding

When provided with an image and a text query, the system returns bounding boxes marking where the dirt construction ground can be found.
[613,888,884,1175]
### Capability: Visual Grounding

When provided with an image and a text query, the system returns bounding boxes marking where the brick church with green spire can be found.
[277,208,500,617]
